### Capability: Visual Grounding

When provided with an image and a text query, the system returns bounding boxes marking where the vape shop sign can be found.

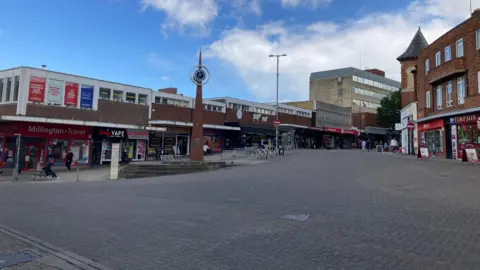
[98,128,127,139]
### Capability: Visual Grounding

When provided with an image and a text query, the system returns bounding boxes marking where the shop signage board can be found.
[64,82,79,107]
[127,129,149,140]
[80,85,94,109]
[46,78,64,106]
[98,128,127,140]
[273,120,280,126]
[28,76,46,103]
[418,144,430,160]
[0,123,91,140]
[465,149,478,163]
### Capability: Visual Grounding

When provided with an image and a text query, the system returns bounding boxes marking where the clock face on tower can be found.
[236,109,242,120]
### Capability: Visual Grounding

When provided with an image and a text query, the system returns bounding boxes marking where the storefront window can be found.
[422,130,443,154]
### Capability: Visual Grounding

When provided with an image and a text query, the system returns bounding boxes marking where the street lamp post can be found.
[269,53,287,154]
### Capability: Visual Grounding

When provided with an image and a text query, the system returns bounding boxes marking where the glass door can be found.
[176,135,189,156]
[24,144,41,170]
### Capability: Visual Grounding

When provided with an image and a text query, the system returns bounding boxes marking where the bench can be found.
[31,169,48,181]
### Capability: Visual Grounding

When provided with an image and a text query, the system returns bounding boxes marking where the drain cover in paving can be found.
[0,251,38,268]
[281,214,310,222]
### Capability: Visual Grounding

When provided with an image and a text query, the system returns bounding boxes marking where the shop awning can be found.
[308,126,359,135]
[416,107,480,123]
[148,120,241,131]
[241,126,275,136]
[279,124,309,129]
[0,115,167,132]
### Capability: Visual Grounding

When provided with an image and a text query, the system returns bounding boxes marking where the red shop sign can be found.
[1,123,92,140]
[324,127,342,134]
[343,129,359,135]
[418,119,443,131]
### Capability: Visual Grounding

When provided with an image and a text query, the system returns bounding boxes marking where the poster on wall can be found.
[137,140,145,159]
[46,78,64,106]
[28,76,46,102]
[80,85,94,109]
[64,82,79,107]
[451,125,457,160]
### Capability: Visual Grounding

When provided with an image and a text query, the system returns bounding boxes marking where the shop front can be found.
[146,126,191,157]
[125,129,149,161]
[418,119,445,157]
[450,113,480,160]
[0,122,92,170]
[204,129,223,153]
[309,127,358,149]
[92,127,127,165]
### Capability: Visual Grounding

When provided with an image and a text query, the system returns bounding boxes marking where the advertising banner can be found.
[80,85,94,109]
[28,76,46,102]
[64,82,79,107]
[46,79,64,105]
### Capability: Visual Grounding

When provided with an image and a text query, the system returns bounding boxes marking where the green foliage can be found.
[376,91,401,128]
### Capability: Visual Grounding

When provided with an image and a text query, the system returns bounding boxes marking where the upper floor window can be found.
[5,77,11,102]
[0,79,3,102]
[456,38,464,57]
[425,59,430,73]
[426,90,431,108]
[99,88,111,100]
[435,51,441,67]
[444,45,451,62]
[446,81,453,107]
[126,92,136,103]
[138,94,148,105]
[436,85,442,110]
[154,96,161,103]
[113,90,123,101]
[477,29,480,49]
[457,77,465,104]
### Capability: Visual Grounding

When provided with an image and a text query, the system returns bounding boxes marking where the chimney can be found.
[158,87,177,94]
[366,69,385,77]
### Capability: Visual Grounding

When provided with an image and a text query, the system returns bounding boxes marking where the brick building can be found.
[0,66,315,172]
[414,9,480,159]
[397,28,429,155]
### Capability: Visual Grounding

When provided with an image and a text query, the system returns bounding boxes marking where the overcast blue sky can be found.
[0,0,475,101]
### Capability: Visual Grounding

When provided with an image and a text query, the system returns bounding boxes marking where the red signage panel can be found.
[28,76,46,102]
[0,122,91,140]
[418,119,444,131]
[64,82,79,107]
[343,129,358,135]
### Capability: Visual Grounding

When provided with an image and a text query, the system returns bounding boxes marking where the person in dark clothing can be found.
[121,150,129,165]
[65,150,73,172]
[366,139,371,152]
[43,158,59,179]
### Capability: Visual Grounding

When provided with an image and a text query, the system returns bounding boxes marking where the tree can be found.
[376,91,401,128]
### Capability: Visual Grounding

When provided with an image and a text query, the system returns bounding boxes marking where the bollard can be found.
[76,167,80,182]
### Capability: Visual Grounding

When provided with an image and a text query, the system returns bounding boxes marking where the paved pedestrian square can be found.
[0,150,479,269]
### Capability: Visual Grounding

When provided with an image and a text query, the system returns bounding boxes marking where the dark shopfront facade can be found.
[0,122,92,171]
[308,127,358,149]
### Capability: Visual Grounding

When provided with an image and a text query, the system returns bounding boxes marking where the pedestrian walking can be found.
[65,150,73,172]
[366,139,371,152]
[390,138,399,155]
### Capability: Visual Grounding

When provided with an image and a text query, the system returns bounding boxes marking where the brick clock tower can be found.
[396,27,429,107]
[189,50,210,161]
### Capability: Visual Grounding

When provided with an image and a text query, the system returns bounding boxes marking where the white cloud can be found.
[141,0,218,36]
[161,76,169,80]
[206,0,479,101]
[281,0,332,8]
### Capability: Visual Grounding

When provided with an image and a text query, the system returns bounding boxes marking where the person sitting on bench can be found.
[42,158,59,180]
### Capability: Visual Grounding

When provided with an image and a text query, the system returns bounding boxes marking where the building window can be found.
[457,77,465,104]
[477,29,480,49]
[154,96,161,103]
[444,45,451,62]
[162,98,168,104]
[138,94,148,105]
[478,72,480,94]
[13,76,19,101]
[5,77,11,102]
[425,59,429,73]
[446,81,453,107]
[99,88,111,100]
[456,38,464,57]
[436,85,442,110]
[0,78,3,102]
[126,92,136,103]
[435,51,441,67]
[426,90,431,108]
[113,90,123,101]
